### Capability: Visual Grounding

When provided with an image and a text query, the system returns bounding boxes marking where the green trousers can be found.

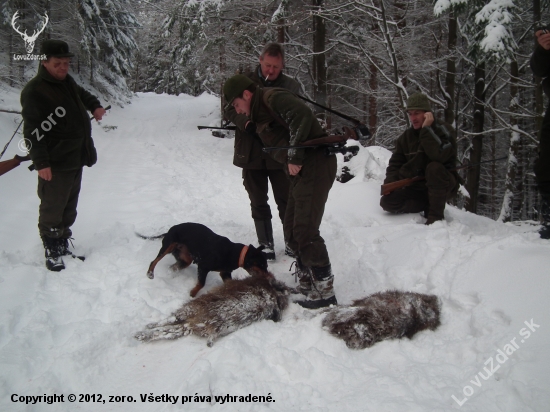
[38,168,83,239]
[284,148,337,267]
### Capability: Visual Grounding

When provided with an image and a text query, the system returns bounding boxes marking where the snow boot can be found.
[539,192,550,239]
[59,238,86,261]
[289,258,313,296]
[284,243,297,258]
[295,264,337,310]
[425,190,447,225]
[254,219,275,260]
[42,236,65,272]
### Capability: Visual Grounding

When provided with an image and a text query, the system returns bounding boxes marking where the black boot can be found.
[41,236,65,272]
[539,192,550,239]
[295,264,337,309]
[425,189,447,225]
[254,219,275,260]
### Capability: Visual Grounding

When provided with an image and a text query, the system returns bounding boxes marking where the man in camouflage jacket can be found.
[223,74,337,309]
[380,93,459,225]
[21,40,106,271]
[530,27,550,238]
[225,43,300,260]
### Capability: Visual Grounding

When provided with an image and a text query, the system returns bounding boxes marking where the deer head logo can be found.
[11,11,49,54]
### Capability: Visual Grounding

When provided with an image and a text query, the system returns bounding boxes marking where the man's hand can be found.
[536,29,550,50]
[38,167,52,181]
[422,112,434,128]
[288,164,302,176]
[93,107,107,121]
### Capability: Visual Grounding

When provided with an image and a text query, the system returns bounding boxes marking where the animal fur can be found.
[322,290,441,349]
[137,222,268,297]
[135,273,289,347]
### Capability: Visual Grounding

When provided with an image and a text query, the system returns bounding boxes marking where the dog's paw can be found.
[147,271,154,279]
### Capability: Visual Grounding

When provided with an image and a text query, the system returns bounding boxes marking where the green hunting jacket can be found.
[21,65,102,172]
[250,87,327,166]
[384,119,459,187]
[531,44,550,98]
[225,66,301,169]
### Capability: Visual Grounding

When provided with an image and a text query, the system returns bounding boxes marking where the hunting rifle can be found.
[0,154,31,176]
[197,125,236,131]
[0,105,111,177]
[262,126,362,157]
[380,156,508,196]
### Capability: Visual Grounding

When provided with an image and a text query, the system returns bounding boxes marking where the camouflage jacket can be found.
[224,66,300,169]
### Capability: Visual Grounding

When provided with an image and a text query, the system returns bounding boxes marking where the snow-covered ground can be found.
[0,90,549,411]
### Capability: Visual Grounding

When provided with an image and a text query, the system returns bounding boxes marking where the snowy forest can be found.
[1,0,549,223]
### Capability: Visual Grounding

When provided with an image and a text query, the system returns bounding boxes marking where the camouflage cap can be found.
[223,74,254,109]
[406,93,431,112]
[40,40,74,58]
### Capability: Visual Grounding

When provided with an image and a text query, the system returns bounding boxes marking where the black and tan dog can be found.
[138,222,268,297]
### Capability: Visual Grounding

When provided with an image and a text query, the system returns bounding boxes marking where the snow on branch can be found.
[475,0,516,56]
[433,0,469,16]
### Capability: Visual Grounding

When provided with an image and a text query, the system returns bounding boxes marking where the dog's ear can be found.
[254,244,265,252]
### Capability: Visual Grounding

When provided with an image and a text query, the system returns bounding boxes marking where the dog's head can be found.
[242,244,269,276]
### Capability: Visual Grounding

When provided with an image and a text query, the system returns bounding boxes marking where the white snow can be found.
[1,90,549,411]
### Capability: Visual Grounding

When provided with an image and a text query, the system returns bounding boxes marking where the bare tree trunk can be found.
[444,12,456,126]
[219,23,226,125]
[498,60,520,222]
[465,62,485,213]
[369,61,378,143]
[277,18,285,43]
[312,0,327,112]
[378,0,407,122]
[533,0,544,133]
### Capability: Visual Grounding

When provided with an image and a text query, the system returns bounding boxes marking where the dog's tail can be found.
[135,231,166,240]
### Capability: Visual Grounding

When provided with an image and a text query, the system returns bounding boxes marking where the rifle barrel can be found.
[197,126,236,130]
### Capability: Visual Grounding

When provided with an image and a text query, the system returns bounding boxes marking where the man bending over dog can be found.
[380,93,460,225]
[224,43,300,260]
[223,74,337,309]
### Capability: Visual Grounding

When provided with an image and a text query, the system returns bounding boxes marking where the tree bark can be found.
[498,60,520,222]
[312,0,327,112]
[444,13,457,126]
[465,62,485,214]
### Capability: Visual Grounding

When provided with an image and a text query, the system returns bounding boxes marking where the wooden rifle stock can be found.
[0,154,30,177]
[380,156,508,196]
[380,176,425,196]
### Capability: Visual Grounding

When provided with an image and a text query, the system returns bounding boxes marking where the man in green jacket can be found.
[380,93,459,225]
[225,43,300,260]
[530,27,550,239]
[223,74,337,309]
[21,40,106,271]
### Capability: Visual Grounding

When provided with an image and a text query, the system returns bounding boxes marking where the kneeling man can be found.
[380,93,459,224]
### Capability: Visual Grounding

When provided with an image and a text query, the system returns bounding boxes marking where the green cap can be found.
[40,40,74,58]
[223,75,254,109]
[406,93,431,112]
